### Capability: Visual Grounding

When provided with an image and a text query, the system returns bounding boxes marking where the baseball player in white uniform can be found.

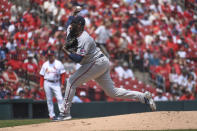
[40,50,66,121]
[60,15,156,120]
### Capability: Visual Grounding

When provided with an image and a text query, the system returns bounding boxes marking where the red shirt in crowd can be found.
[173,63,181,75]
[36,89,45,100]
[0,36,7,46]
[6,59,23,70]
[155,65,170,77]
[2,71,18,83]
[179,94,195,101]
[17,49,27,61]
[161,3,171,14]
[80,97,91,103]
[167,41,179,52]
[14,31,28,43]
[23,62,38,74]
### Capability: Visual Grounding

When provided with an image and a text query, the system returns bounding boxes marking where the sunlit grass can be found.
[0,119,50,128]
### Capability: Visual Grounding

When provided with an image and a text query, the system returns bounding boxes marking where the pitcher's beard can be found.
[70,27,78,37]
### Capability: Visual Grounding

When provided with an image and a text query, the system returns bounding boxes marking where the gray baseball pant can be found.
[63,56,145,114]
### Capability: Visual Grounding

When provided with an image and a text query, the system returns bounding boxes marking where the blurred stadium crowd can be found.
[0,0,197,102]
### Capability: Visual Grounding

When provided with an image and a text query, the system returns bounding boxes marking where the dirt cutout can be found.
[1,111,197,131]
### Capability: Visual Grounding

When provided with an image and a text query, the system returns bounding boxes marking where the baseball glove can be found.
[64,36,78,53]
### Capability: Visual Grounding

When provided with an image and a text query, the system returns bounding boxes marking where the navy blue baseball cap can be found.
[71,16,85,26]
[47,50,55,56]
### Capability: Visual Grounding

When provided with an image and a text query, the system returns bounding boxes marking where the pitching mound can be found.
[1,111,197,131]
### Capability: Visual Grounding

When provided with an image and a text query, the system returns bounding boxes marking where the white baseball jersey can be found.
[40,59,65,80]
[40,59,65,118]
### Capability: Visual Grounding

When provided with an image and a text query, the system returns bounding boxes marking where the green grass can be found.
[0,119,50,128]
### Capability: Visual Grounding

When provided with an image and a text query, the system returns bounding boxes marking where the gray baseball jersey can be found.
[63,26,146,115]
[67,25,102,65]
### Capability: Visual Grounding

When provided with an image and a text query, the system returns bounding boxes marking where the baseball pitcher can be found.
[60,15,156,120]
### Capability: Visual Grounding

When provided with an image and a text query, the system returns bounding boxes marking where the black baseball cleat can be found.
[144,91,157,111]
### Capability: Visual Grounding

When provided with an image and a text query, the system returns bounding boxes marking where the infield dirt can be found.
[1,111,197,131]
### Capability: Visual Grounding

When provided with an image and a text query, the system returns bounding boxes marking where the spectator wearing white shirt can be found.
[178,70,188,89]
[191,23,197,34]
[115,64,125,80]
[140,15,151,26]
[43,0,56,13]
[169,67,179,85]
[189,66,196,81]
[43,0,57,22]
[48,35,57,45]
[84,15,91,28]
[8,23,15,35]
[177,46,186,59]
[10,4,22,22]
[72,96,83,103]
[171,83,182,98]
[115,62,134,80]
[154,88,168,101]
[148,10,157,23]
[6,38,17,53]
[24,53,38,65]
[122,62,134,79]
[119,32,131,50]
[53,4,66,22]
[186,74,196,94]
[16,81,29,96]
[145,31,154,45]
[95,20,112,58]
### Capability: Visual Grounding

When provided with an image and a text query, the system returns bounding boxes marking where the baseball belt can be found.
[44,79,59,83]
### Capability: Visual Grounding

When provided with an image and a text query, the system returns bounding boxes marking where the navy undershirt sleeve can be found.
[68,53,83,63]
